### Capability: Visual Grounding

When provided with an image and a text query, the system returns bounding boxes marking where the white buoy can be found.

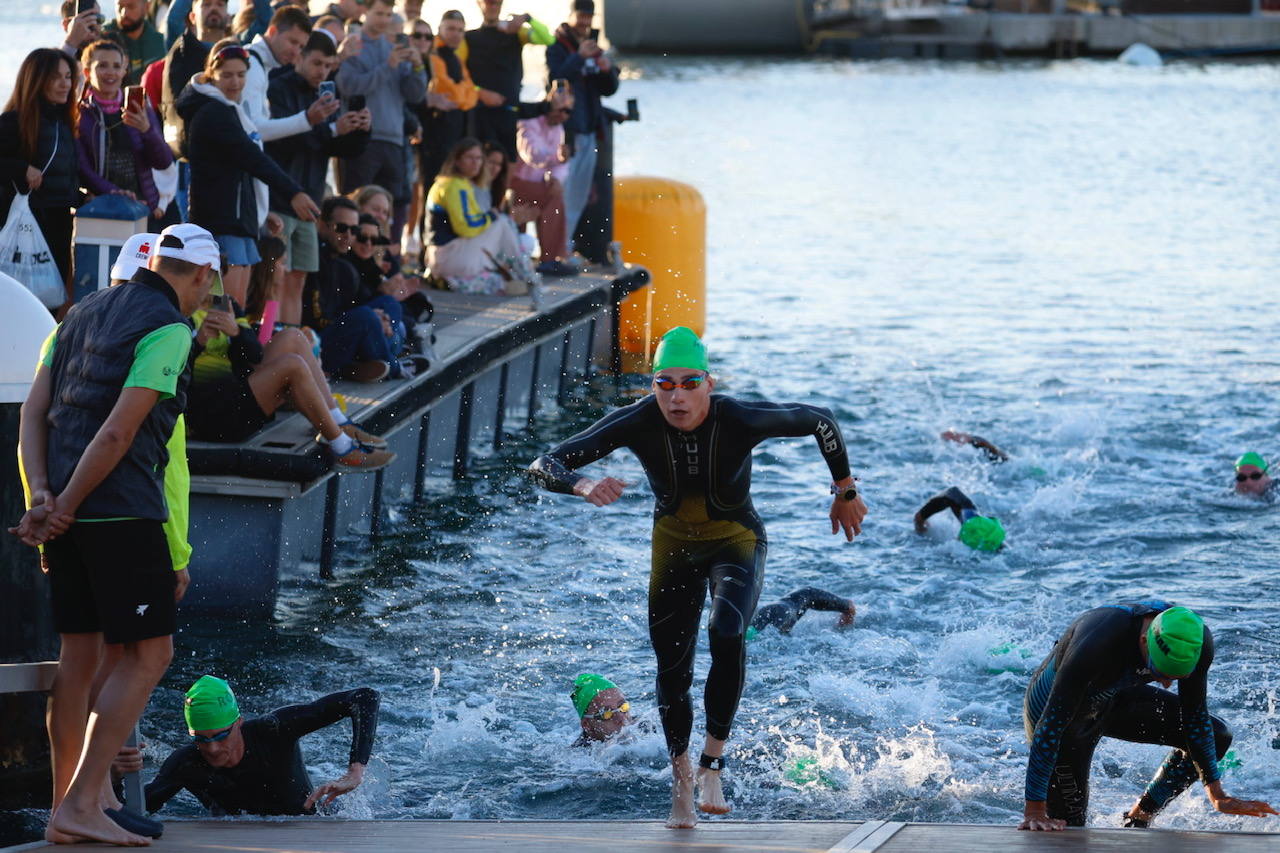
[0,271,56,403]
[1119,43,1163,67]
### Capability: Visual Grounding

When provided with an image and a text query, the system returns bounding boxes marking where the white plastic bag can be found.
[0,192,64,308]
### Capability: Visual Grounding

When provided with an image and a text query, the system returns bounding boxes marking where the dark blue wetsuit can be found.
[530,394,851,758]
[751,587,852,635]
[1024,602,1228,826]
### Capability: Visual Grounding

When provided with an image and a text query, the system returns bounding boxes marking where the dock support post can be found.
[609,288,622,383]
[453,381,475,479]
[122,727,144,814]
[370,469,385,539]
[556,330,573,407]
[413,411,431,501]
[320,475,340,580]
[584,317,597,378]
[493,362,509,451]
[527,344,542,427]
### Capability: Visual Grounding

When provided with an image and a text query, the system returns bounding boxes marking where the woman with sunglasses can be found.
[175,38,320,309]
[1232,452,1275,500]
[529,326,867,829]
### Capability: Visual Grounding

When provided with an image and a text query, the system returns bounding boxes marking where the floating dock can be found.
[5,818,1278,852]
[182,266,649,616]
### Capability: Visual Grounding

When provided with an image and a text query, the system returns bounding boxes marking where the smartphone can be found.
[347,94,366,112]
[394,32,410,48]
[211,293,229,312]
[626,98,639,121]
[124,85,145,114]
[76,0,95,14]
[318,80,336,100]
[345,20,362,35]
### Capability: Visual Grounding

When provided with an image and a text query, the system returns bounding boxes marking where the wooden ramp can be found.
[8,819,1277,852]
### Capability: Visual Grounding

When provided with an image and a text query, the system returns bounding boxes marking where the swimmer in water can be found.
[913,486,1005,551]
[529,326,867,828]
[1020,602,1277,831]
[143,676,379,816]
[746,587,855,641]
[571,674,637,746]
[1232,452,1276,501]
[941,429,1008,463]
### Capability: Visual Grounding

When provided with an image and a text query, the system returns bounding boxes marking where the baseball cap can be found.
[154,224,221,268]
[109,232,159,283]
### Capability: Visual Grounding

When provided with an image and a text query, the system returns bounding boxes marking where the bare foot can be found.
[697,766,731,815]
[99,776,123,811]
[665,755,698,829]
[49,803,149,846]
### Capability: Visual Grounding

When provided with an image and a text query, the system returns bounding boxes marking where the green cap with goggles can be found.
[1235,452,1268,472]
[652,326,708,373]
[1147,606,1204,678]
[184,675,240,734]
[570,673,617,719]
[958,515,1005,552]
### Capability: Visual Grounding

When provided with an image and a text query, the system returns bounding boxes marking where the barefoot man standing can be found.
[529,327,867,828]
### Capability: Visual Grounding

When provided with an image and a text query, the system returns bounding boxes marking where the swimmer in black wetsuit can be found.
[144,676,380,816]
[747,587,855,639]
[941,429,1008,463]
[1020,602,1276,831]
[913,486,1006,551]
[529,327,867,829]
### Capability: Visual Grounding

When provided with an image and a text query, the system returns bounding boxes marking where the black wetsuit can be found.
[1024,602,1227,826]
[751,587,851,635]
[916,486,978,525]
[530,394,852,757]
[145,688,380,816]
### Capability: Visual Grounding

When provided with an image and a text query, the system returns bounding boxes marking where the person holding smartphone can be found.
[60,0,104,58]
[78,39,175,227]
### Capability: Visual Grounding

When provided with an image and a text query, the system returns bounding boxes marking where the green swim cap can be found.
[651,326,708,373]
[570,673,617,718]
[1147,607,1204,678]
[184,675,240,733]
[1235,452,1268,472]
[958,515,1005,551]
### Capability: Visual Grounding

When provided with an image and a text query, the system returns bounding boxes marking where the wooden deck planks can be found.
[9,820,1277,853]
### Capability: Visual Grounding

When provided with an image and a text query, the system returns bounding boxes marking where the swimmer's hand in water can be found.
[830,492,866,542]
[1208,782,1278,818]
[304,762,365,810]
[837,602,856,628]
[574,476,628,507]
[1018,801,1065,831]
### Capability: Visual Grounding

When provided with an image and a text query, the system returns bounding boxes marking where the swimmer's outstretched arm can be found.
[528,403,641,505]
[276,688,381,809]
[941,430,1009,463]
[913,486,976,534]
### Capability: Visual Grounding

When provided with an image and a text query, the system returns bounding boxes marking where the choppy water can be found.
[6,5,1280,834]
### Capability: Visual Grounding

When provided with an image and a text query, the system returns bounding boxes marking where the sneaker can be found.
[395,354,430,379]
[335,442,396,471]
[340,360,390,382]
[341,422,388,449]
[536,259,579,277]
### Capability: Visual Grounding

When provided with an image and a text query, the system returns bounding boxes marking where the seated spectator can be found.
[104,0,165,86]
[305,196,427,380]
[0,48,81,309]
[476,141,508,211]
[77,39,174,229]
[60,0,104,58]
[266,30,371,325]
[510,88,576,276]
[177,39,321,305]
[426,137,537,295]
[349,183,394,236]
[186,243,390,468]
[351,213,391,289]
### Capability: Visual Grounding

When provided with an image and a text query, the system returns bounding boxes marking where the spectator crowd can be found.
[2,0,627,447]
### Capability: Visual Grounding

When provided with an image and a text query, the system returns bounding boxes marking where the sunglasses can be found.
[583,701,629,721]
[1236,471,1265,482]
[411,32,431,40]
[190,725,234,744]
[332,222,358,234]
[355,233,374,244]
[653,374,707,392]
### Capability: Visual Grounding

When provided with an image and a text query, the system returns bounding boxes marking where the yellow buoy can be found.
[612,177,706,370]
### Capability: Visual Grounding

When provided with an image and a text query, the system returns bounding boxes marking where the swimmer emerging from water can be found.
[571,674,636,745]
[1020,601,1276,831]
[529,327,867,828]
[747,587,855,640]
[941,429,1008,463]
[1232,452,1276,501]
[143,676,379,816]
[913,486,1006,551]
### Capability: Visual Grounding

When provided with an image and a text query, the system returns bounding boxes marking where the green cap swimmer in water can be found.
[571,674,634,745]
[914,486,1005,551]
[1232,452,1273,499]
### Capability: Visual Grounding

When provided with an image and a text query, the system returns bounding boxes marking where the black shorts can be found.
[186,375,272,442]
[44,519,177,644]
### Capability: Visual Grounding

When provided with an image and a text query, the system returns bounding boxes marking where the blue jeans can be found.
[318,305,397,376]
[365,294,406,355]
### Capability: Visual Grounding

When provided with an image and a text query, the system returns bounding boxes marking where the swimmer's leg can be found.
[699,534,765,815]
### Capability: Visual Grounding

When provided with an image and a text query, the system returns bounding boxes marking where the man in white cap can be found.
[10,223,219,846]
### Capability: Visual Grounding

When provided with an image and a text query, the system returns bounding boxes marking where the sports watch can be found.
[830,480,859,502]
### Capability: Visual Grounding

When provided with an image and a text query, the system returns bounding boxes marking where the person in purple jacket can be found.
[77,39,173,228]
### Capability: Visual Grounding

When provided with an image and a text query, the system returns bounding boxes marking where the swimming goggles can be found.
[583,701,630,721]
[1236,471,1264,482]
[653,375,706,392]
[190,725,235,744]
